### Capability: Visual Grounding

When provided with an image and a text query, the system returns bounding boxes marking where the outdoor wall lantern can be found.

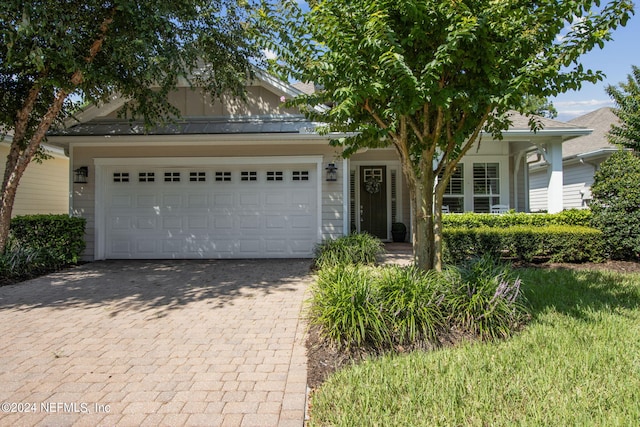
[74,166,88,184]
[325,163,338,182]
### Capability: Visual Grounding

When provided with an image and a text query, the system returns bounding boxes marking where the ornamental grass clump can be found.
[376,266,446,345]
[444,255,528,340]
[308,265,388,349]
[313,233,384,269]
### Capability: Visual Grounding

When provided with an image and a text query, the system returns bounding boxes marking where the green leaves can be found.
[606,65,640,151]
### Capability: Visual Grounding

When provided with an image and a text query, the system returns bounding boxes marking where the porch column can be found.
[343,157,350,236]
[546,140,563,213]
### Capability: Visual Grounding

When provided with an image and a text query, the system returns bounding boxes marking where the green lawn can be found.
[307,268,640,426]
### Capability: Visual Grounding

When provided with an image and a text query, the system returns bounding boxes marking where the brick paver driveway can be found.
[0,259,312,426]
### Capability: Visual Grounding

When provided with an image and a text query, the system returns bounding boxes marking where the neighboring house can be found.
[47,72,590,260]
[0,136,69,217]
[529,107,620,211]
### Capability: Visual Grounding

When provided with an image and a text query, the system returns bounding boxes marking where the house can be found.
[47,72,590,260]
[529,107,620,211]
[0,136,69,217]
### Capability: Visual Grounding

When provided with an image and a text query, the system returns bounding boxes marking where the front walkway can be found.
[0,260,311,427]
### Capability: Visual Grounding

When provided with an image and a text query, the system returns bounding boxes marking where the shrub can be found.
[1,215,86,280]
[308,265,388,349]
[443,255,528,340]
[444,225,605,264]
[308,258,529,350]
[376,266,446,344]
[441,209,592,228]
[314,233,384,269]
[590,150,640,260]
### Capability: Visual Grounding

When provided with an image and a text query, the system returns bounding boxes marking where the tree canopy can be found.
[606,65,640,151]
[261,0,634,270]
[0,0,260,253]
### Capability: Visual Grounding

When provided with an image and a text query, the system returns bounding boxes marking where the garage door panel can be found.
[239,193,260,207]
[104,163,318,259]
[162,216,182,229]
[112,195,133,208]
[162,194,181,207]
[136,195,158,208]
[266,216,286,229]
[186,216,209,229]
[213,216,234,230]
[111,216,132,230]
[186,194,208,208]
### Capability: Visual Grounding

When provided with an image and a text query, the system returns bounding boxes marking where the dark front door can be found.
[360,166,387,239]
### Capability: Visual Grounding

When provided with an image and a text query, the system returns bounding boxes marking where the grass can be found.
[307,268,640,426]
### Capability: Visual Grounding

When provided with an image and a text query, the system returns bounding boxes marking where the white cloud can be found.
[555,99,614,120]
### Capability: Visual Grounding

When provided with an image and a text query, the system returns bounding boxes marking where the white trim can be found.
[94,155,323,167]
[93,155,324,260]
[342,157,350,236]
[56,133,347,148]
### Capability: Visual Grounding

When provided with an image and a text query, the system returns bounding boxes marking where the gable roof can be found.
[562,107,619,157]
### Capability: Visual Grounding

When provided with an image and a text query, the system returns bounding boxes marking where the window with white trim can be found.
[164,172,181,182]
[189,172,206,182]
[113,172,129,183]
[440,165,464,213]
[138,172,155,182]
[292,171,309,181]
[215,171,231,182]
[473,163,500,213]
[267,171,284,181]
[241,171,257,181]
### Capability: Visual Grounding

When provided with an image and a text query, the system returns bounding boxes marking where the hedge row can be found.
[442,209,591,229]
[1,215,86,280]
[444,225,605,264]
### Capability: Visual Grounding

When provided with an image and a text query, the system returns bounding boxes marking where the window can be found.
[189,172,206,182]
[215,171,231,182]
[164,172,181,182]
[267,171,284,181]
[113,172,129,183]
[241,171,257,181]
[473,163,500,213]
[440,165,464,213]
[292,171,309,181]
[138,172,155,182]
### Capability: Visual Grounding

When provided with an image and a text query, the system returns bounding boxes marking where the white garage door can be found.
[102,162,319,259]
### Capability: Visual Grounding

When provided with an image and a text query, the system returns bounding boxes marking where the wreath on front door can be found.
[365,176,381,194]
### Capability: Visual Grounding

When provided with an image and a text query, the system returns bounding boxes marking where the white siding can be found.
[563,162,595,209]
[529,169,548,212]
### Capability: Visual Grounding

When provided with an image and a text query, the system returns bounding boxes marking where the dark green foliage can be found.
[443,255,528,340]
[590,150,640,260]
[441,209,592,228]
[376,266,446,344]
[308,258,527,350]
[606,65,640,152]
[309,265,388,349]
[313,233,384,269]
[1,215,86,280]
[444,226,606,264]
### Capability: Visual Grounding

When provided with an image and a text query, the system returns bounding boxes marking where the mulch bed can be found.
[305,259,640,390]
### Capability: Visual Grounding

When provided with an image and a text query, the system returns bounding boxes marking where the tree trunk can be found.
[0,88,70,253]
[410,176,438,271]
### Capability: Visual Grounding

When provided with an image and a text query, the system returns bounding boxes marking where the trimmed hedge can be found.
[442,209,592,229]
[1,215,86,280]
[444,225,605,264]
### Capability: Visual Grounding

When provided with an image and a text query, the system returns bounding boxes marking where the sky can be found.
[552,12,640,121]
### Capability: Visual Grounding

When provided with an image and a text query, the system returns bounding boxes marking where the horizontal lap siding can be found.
[529,169,548,212]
